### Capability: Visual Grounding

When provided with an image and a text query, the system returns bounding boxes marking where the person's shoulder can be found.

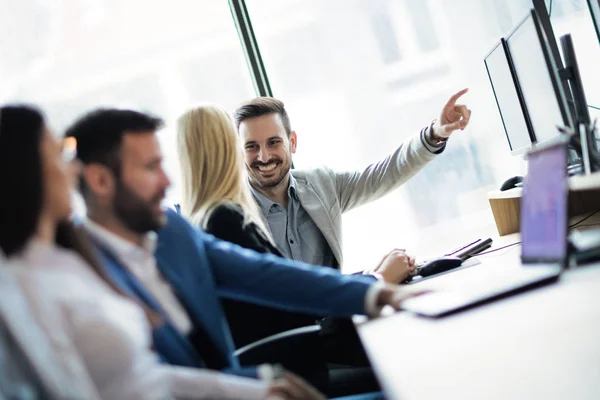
[210,203,244,218]
[164,208,192,228]
[291,166,337,187]
[291,166,335,179]
[160,208,205,242]
[207,203,244,226]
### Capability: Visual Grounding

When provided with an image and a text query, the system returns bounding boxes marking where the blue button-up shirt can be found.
[251,175,336,268]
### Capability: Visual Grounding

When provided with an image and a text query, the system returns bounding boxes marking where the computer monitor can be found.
[560,34,592,128]
[532,0,577,119]
[532,0,598,170]
[506,10,574,145]
[561,33,599,170]
[520,138,569,265]
[484,39,535,154]
[587,0,600,45]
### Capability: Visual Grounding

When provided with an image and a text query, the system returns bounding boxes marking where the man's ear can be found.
[290,131,297,154]
[83,163,115,199]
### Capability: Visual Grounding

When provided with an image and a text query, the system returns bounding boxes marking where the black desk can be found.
[357,244,600,399]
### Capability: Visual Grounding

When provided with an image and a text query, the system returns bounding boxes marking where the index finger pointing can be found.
[447,88,469,106]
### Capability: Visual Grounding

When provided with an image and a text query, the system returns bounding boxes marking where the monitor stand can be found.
[567,146,583,176]
[565,122,600,175]
[568,162,583,176]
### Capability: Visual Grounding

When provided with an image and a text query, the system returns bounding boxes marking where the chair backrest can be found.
[235,325,326,378]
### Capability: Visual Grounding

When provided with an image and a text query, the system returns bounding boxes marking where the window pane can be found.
[0,0,255,206]
[246,0,524,272]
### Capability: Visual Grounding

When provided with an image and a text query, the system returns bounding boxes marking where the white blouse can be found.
[13,241,268,400]
[0,261,101,400]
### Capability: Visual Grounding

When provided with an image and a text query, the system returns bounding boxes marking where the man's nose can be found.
[257,147,270,163]
[160,168,172,189]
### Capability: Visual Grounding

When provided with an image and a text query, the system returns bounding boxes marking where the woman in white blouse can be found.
[0,105,326,400]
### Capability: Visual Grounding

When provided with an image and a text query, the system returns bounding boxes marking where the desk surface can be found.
[358,218,600,400]
[570,170,600,191]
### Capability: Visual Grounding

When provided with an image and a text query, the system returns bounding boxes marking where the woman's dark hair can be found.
[0,105,161,325]
[0,105,100,261]
[0,105,96,257]
[0,105,45,256]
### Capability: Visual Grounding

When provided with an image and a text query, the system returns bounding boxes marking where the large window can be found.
[3,0,598,273]
[243,0,600,272]
[244,0,523,272]
[0,0,255,207]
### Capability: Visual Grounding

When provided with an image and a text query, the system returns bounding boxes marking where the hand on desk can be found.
[375,284,430,313]
[266,371,326,400]
[367,248,417,283]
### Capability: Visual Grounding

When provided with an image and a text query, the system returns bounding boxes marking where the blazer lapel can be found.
[294,180,343,267]
[96,245,163,312]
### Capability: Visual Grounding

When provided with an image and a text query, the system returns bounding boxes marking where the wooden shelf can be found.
[487,172,600,236]
[487,187,522,200]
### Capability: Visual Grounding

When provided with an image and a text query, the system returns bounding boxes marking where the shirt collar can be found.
[288,174,299,201]
[250,186,276,216]
[84,219,157,261]
[250,174,298,215]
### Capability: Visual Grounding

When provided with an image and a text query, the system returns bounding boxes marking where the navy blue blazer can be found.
[94,210,374,377]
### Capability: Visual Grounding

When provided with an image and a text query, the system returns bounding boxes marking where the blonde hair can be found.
[176,104,272,240]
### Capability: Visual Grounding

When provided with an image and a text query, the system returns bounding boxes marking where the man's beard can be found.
[250,159,290,189]
[113,179,166,234]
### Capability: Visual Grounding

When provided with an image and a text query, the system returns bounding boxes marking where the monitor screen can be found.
[484,40,533,154]
[520,141,568,263]
[506,10,572,144]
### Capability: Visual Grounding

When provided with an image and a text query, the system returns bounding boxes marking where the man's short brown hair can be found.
[233,97,292,136]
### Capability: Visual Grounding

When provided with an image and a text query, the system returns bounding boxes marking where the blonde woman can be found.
[177,105,318,347]
[177,104,279,257]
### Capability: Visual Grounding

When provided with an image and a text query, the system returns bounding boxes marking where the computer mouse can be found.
[500,175,523,191]
[417,256,463,277]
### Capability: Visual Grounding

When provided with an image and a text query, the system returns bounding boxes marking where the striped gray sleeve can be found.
[420,125,446,155]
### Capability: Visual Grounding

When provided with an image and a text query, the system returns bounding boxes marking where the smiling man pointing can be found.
[234,88,472,278]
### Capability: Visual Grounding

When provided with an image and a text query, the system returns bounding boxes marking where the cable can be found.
[588,104,600,112]
[548,0,553,18]
[569,208,600,230]
[473,241,521,256]
[572,223,600,229]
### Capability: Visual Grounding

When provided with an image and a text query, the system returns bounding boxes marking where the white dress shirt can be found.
[0,260,100,400]
[13,240,268,400]
[85,220,193,334]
